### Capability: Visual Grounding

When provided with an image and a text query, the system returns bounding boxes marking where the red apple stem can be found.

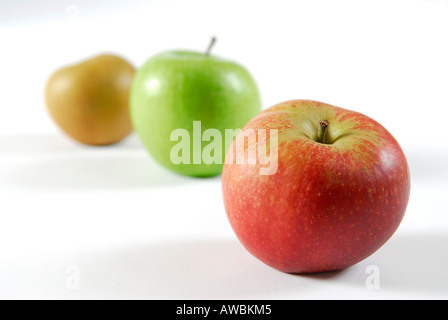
[205,36,217,56]
[317,120,329,144]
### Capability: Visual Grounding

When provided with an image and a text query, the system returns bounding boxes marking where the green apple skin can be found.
[130,51,262,177]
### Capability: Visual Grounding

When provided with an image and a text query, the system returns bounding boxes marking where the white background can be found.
[0,0,447,299]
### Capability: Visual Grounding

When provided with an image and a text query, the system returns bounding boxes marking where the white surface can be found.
[1,0,448,300]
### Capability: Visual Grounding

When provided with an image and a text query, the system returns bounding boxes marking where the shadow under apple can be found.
[69,231,448,299]
[0,134,204,190]
[404,147,448,184]
[301,230,448,296]
[3,155,200,191]
[71,239,304,300]
[355,230,448,294]
[0,133,142,156]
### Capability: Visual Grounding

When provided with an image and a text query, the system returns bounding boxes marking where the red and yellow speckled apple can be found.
[222,100,410,274]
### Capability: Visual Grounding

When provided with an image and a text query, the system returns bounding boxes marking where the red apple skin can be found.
[222,100,410,274]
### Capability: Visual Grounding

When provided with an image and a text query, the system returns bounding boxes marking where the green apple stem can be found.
[317,120,329,144]
[205,36,217,56]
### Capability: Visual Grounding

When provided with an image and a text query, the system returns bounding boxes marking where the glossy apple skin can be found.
[130,51,261,177]
[222,100,410,274]
[45,54,135,146]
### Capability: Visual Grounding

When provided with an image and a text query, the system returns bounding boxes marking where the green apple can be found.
[130,41,262,177]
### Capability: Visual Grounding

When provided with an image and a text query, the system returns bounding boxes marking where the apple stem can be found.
[205,36,217,56]
[317,120,329,144]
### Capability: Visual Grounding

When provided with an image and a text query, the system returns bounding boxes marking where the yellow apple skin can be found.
[45,54,135,146]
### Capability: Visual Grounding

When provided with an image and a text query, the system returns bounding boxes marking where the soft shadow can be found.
[74,232,448,299]
[0,133,198,190]
[297,269,348,281]
[405,148,448,183]
[293,231,448,296]
[295,231,448,295]
[356,231,448,293]
[74,239,308,300]
[4,155,197,190]
[40,232,448,299]
[0,133,142,156]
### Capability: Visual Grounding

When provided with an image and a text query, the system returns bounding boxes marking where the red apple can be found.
[222,100,410,273]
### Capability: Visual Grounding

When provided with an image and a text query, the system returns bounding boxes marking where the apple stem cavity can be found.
[205,36,217,56]
[317,120,330,144]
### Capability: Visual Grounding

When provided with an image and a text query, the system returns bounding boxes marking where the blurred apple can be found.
[130,39,262,177]
[45,54,135,146]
